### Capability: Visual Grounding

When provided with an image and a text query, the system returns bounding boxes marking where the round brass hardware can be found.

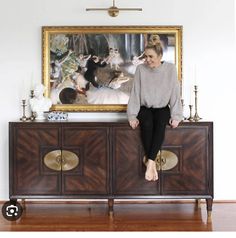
[108,7,119,17]
[158,150,178,171]
[44,150,62,171]
[143,150,178,171]
[61,150,79,171]
[44,150,79,171]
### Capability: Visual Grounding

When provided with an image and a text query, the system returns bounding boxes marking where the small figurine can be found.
[29,84,52,120]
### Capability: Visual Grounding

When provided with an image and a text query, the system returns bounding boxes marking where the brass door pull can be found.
[143,150,178,171]
[44,150,79,171]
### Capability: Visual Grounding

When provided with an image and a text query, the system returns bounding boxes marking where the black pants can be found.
[137,106,170,161]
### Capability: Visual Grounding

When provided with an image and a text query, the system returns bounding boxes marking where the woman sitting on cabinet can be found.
[127,35,182,182]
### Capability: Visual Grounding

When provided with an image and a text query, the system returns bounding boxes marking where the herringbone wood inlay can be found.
[162,127,209,195]
[62,127,109,194]
[113,127,160,195]
[13,125,61,195]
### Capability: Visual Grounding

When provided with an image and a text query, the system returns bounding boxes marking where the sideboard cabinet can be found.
[6,121,213,218]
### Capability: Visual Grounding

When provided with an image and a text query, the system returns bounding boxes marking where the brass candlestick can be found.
[193,85,202,121]
[188,105,194,122]
[29,90,35,121]
[20,100,28,122]
[30,89,34,99]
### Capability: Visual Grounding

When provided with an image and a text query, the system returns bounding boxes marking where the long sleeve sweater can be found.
[127,62,182,121]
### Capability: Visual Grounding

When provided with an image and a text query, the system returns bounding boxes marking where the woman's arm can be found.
[169,65,183,126]
[127,66,141,125]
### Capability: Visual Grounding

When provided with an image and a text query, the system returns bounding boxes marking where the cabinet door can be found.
[10,124,61,196]
[113,126,160,195]
[62,126,109,195]
[161,125,212,195]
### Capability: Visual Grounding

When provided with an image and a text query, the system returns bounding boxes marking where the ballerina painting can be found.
[42,26,182,111]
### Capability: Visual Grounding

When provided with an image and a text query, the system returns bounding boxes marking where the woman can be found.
[127,36,182,182]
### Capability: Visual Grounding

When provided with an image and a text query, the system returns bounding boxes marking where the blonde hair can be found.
[145,34,163,56]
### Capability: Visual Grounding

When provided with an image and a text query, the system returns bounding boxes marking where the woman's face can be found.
[144,49,162,68]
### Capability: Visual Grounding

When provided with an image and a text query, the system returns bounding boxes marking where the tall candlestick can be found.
[193,85,202,121]
[20,100,28,122]
[188,105,194,122]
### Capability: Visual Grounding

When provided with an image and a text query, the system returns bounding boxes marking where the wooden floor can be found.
[0,200,236,231]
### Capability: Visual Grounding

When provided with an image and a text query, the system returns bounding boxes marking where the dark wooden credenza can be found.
[5,120,213,219]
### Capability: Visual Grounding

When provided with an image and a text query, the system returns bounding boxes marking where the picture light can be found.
[86,0,142,17]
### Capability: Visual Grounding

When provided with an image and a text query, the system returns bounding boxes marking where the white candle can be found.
[30,72,34,90]
[189,85,193,105]
[181,78,184,99]
[21,79,27,100]
[194,64,197,86]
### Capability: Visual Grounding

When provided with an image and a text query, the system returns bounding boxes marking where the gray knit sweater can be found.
[127,62,182,121]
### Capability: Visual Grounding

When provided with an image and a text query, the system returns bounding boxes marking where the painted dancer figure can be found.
[84,55,107,90]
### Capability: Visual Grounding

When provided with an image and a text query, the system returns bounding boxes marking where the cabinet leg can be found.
[10,199,17,205]
[195,199,201,208]
[108,199,114,217]
[206,198,213,222]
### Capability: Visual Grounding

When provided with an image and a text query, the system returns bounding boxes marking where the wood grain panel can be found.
[113,127,160,195]
[62,127,109,194]
[11,124,61,196]
[162,126,210,195]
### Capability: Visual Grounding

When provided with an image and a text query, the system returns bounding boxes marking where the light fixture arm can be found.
[86,0,142,17]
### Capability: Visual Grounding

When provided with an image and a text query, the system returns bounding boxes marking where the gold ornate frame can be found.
[42,26,182,112]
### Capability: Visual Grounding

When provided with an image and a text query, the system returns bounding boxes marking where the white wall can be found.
[0,0,235,200]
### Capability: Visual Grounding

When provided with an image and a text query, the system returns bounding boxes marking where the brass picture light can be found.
[86,0,142,17]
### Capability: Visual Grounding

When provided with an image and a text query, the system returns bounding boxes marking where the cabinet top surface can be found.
[9,119,213,126]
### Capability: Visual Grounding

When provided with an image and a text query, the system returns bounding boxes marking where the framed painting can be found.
[42,26,182,112]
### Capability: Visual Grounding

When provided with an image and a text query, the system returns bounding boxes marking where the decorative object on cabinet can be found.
[19,89,36,122]
[29,88,36,121]
[47,111,68,121]
[86,0,142,17]
[193,85,202,121]
[19,100,28,122]
[42,25,182,112]
[188,104,194,122]
[2,121,213,221]
[29,84,52,120]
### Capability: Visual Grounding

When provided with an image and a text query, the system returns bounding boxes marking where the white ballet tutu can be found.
[87,86,129,104]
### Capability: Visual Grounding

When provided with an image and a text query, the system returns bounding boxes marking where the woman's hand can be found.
[169,119,180,128]
[129,119,139,129]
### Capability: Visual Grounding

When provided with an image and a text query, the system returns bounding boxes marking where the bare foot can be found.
[145,159,158,181]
